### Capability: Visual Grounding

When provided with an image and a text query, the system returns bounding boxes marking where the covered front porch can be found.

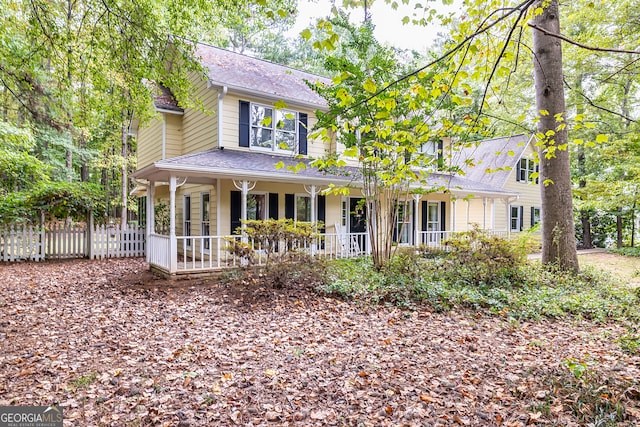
[132,149,521,277]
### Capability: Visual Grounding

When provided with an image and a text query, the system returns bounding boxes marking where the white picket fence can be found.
[0,223,145,262]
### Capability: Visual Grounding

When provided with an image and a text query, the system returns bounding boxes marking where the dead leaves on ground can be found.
[0,258,639,426]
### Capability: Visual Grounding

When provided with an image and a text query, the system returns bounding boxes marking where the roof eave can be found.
[207,80,328,112]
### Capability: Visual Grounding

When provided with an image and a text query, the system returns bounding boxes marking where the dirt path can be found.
[1,258,638,426]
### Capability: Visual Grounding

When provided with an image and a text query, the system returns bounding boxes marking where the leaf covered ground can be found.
[1,258,639,426]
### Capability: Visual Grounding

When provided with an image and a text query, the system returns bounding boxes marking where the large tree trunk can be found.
[616,209,623,249]
[532,0,579,271]
[120,119,129,227]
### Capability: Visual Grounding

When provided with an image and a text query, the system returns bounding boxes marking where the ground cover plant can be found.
[0,252,638,425]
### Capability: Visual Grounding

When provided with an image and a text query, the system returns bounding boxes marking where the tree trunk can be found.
[532,0,579,271]
[616,209,623,249]
[631,200,636,247]
[120,119,129,227]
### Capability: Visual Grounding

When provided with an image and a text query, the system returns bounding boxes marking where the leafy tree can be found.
[308,12,485,270]
[377,0,640,271]
[210,0,297,54]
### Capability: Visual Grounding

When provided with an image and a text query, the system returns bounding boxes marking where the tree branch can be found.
[528,23,640,55]
[345,0,537,112]
[563,77,638,123]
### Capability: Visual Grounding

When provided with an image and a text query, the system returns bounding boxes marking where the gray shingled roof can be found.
[133,148,516,196]
[195,43,330,107]
[451,134,534,189]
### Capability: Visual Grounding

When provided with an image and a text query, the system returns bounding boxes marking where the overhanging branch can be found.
[528,23,640,55]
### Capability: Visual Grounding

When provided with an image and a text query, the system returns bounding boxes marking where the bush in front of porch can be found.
[319,231,640,326]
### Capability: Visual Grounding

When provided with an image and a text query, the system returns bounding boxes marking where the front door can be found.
[422,201,441,244]
[349,198,367,253]
[349,198,367,233]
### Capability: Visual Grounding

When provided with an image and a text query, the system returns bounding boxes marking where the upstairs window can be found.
[239,100,308,155]
[517,158,539,183]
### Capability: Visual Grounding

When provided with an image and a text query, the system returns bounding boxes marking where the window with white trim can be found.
[518,158,539,183]
[250,103,297,153]
[295,195,311,222]
[247,193,267,220]
[510,205,522,232]
[395,201,413,245]
[531,206,541,227]
[420,140,438,157]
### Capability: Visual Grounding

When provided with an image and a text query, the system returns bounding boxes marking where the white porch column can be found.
[304,184,319,255]
[304,184,318,224]
[451,200,457,232]
[482,197,488,230]
[491,198,496,232]
[169,176,177,273]
[148,182,155,235]
[413,194,421,246]
[146,181,155,263]
[233,180,256,241]
[466,200,471,230]
[216,178,221,262]
[505,198,511,238]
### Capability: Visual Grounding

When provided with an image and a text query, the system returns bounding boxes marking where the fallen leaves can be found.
[0,258,638,425]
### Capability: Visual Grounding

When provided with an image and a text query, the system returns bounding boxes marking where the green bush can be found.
[608,246,640,257]
[320,247,640,324]
[443,227,529,286]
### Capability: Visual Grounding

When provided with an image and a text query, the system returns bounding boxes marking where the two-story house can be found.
[131,42,541,276]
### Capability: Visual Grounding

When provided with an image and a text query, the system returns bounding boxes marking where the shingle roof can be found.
[195,43,330,108]
[133,148,516,196]
[451,134,534,189]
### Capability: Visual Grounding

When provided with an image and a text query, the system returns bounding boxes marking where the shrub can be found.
[608,247,640,258]
[226,219,325,288]
[443,227,529,286]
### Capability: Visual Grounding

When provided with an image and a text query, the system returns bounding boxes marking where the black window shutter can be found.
[421,201,428,232]
[239,100,250,147]
[317,195,326,232]
[437,140,444,170]
[268,193,279,219]
[440,202,446,231]
[230,191,242,234]
[531,206,535,227]
[298,113,308,155]
[519,206,524,231]
[285,194,295,219]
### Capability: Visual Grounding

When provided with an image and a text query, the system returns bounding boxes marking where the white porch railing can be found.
[418,230,512,250]
[156,230,528,274]
[148,234,170,270]
[167,232,371,273]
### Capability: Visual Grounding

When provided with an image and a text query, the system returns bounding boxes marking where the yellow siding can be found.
[165,114,183,159]
[182,73,218,155]
[504,143,541,232]
[137,118,162,168]
[455,197,508,231]
[221,94,330,156]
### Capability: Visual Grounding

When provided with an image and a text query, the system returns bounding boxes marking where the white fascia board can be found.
[155,163,354,186]
[154,107,184,115]
[450,188,519,198]
[207,81,328,112]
